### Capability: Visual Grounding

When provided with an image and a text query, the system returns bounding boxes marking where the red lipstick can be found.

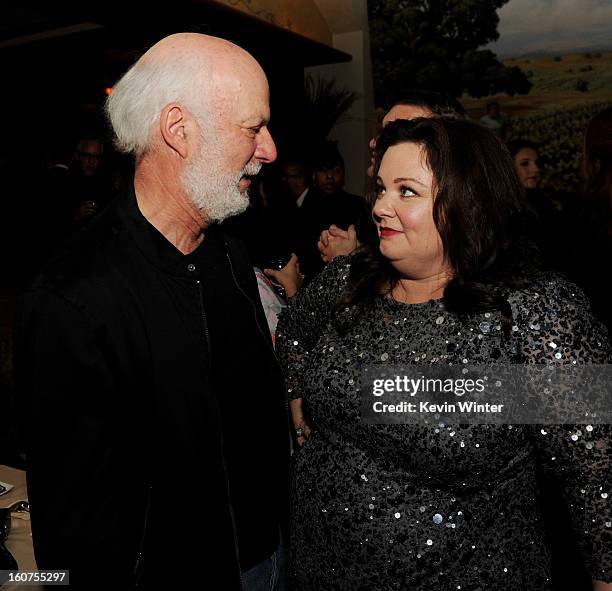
[380,227,402,238]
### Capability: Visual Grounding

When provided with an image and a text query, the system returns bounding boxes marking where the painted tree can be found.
[368,0,532,104]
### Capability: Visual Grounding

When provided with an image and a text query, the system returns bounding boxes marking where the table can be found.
[0,464,41,590]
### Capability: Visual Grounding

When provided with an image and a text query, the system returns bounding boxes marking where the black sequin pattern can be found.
[276,256,612,591]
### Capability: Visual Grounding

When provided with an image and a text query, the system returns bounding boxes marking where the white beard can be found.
[182,142,261,224]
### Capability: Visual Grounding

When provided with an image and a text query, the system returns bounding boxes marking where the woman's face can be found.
[514,148,539,189]
[373,142,448,279]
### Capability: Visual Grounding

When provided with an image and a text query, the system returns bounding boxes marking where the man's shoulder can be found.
[33,200,133,302]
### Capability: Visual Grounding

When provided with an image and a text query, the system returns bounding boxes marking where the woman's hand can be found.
[264,253,304,299]
[318,224,359,263]
[290,398,312,447]
[593,581,612,590]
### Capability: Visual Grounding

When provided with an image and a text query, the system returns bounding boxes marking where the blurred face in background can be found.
[314,162,345,195]
[367,104,433,176]
[514,147,540,189]
[282,163,308,199]
[487,103,500,118]
[75,140,103,176]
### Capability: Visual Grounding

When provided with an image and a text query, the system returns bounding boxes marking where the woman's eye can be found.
[375,184,386,196]
[399,185,417,197]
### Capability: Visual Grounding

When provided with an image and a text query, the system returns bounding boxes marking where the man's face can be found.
[75,140,103,176]
[282,164,307,199]
[314,163,345,195]
[182,66,277,222]
[217,68,277,192]
[367,104,432,177]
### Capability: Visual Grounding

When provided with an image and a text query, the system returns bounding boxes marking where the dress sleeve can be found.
[275,256,352,401]
[509,275,612,582]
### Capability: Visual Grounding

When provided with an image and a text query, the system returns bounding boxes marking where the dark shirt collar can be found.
[116,180,222,279]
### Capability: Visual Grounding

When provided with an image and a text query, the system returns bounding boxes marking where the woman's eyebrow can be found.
[393,176,427,187]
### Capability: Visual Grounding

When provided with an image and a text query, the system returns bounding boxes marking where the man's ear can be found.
[159,103,190,159]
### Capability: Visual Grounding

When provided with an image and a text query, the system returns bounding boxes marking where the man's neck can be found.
[134,162,207,255]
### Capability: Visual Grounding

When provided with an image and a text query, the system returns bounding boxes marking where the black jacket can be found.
[297,188,374,281]
[15,184,290,589]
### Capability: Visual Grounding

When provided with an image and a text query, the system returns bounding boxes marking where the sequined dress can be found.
[276,257,612,591]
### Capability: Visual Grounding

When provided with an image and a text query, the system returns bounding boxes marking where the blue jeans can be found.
[241,540,285,591]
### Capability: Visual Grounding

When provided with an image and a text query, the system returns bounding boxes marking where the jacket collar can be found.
[115,180,224,279]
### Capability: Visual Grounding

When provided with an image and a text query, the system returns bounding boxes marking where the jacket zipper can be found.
[196,278,243,585]
[132,484,152,587]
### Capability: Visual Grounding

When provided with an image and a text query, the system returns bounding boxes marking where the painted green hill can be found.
[461,50,612,193]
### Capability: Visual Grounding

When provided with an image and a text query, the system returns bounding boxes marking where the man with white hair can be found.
[16,33,289,590]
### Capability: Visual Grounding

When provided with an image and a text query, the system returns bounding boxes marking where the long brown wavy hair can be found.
[336,117,535,335]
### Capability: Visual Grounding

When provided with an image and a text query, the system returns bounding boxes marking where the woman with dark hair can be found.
[276,118,611,590]
[507,138,573,273]
[508,138,541,189]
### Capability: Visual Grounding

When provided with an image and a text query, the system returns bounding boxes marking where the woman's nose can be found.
[373,193,393,219]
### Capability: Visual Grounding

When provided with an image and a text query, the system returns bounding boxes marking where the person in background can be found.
[297,141,371,281]
[73,136,104,178]
[282,158,311,209]
[511,138,540,189]
[479,100,512,141]
[69,135,110,224]
[508,139,574,275]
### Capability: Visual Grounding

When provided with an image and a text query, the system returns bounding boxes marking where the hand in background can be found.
[318,224,359,263]
[74,200,98,222]
[264,253,304,299]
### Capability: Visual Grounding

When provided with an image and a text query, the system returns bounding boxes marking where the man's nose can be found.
[255,127,277,163]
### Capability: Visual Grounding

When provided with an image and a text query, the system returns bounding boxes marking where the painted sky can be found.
[488,0,612,57]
